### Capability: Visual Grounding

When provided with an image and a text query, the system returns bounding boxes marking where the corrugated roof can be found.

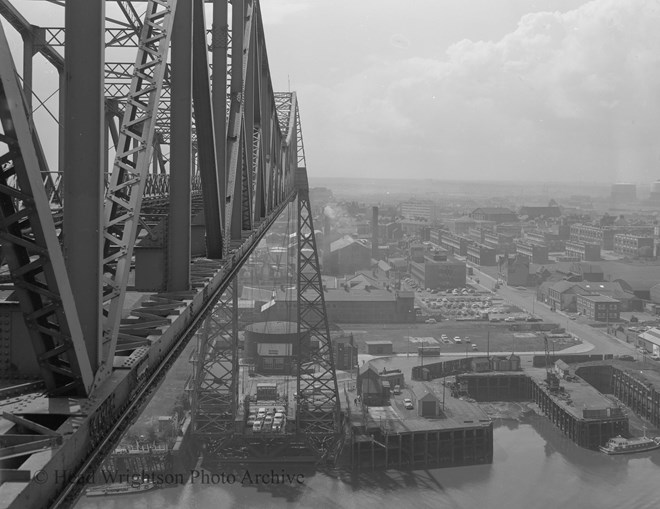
[410,383,439,402]
[378,260,392,272]
[577,281,635,300]
[578,294,619,303]
[550,280,580,294]
[330,235,356,252]
[639,328,660,346]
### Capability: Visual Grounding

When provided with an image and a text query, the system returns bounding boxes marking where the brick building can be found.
[564,241,601,261]
[515,241,549,264]
[613,234,654,258]
[466,243,497,266]
[576,294,620,322]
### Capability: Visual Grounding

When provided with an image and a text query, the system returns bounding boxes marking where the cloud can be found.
[260,0,310,25]
[305,0,660,183]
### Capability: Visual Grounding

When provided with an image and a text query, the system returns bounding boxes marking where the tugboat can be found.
[599,430,660,455]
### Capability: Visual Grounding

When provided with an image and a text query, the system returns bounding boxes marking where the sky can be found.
[259,0,660,184]
[6,0,660,185]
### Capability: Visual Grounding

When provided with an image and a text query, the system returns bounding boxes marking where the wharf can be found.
[458,368,627,449]
[344,381,493,470]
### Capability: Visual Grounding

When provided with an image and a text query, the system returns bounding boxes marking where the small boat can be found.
[86,480,158,497]
[599,435,660,455]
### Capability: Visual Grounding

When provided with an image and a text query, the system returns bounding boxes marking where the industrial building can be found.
[400,200,439,222]
[244,321,305,375]
[250,281,415,324]
[440,233,472,256]
[466,243,497,266]
[570,224,616,250]
[470,207,518,223]
[565,241,601,261]
[576,294,621,322]
[515,241,549,264]
[570,224,655,251]
[323,235,372,275]
[546,281,584,312]
[410,255,466,290]
[484,231,516,255]
[576,282,639,312]
[445,217,477,234]
[525,231,565,252]
[636,328,660,356]
[613,234,654,258]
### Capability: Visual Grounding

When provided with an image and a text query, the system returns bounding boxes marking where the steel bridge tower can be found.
[0,1,340,507]
[190,167,341,464]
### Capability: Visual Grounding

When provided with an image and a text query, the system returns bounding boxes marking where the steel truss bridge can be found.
[0,1,341,507]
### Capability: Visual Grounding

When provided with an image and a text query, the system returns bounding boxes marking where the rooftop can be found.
[578,294,620,303]
[472,207,517,215]
[526,368,618,420]
[244,321,298,334]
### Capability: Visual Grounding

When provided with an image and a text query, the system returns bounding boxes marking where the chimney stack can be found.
[372,206,379,259]
[323,213,331,237]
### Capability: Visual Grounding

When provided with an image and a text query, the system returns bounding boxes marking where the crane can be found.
[544,334,560,392]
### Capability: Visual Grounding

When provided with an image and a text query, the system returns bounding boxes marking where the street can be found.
[469,267,636,357]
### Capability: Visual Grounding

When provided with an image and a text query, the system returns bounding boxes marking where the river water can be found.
[76,415,660,509]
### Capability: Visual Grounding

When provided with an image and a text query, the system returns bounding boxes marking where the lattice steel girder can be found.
[0,191,294,509]
[63,0,106,374]
[225,0,251,248]
[0,0,64,73]
[0,20,93,394]
[43,27,221,49]
[167,0,193,291]
[191,279,239,435]
[212,0,228,229]
[296,168,341,446]
[101,0,178,384]
[192,0,223,259]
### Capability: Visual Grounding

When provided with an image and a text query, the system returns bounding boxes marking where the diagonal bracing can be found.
[101,0,178,380]
[0,20,93,395]
[191,280,239,435]
[296,173,341,455]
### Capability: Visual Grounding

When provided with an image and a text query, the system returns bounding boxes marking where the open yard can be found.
[338,321,580,355]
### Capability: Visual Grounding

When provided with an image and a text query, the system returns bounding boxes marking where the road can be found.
[469,267,636,357]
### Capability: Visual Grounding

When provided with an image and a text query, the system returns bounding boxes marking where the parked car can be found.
[472,344,478,351]
[263,415,273,431]
[246,414,257,426]
[454,336,462,343]
[273,412,285,430]
[617,355,634,361]
[252,420,263,432]
[403,398,414,409]
[425,318,437,324]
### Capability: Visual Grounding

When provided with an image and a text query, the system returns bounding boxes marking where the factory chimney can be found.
[372,206,379,259]
[323,212,331,238]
